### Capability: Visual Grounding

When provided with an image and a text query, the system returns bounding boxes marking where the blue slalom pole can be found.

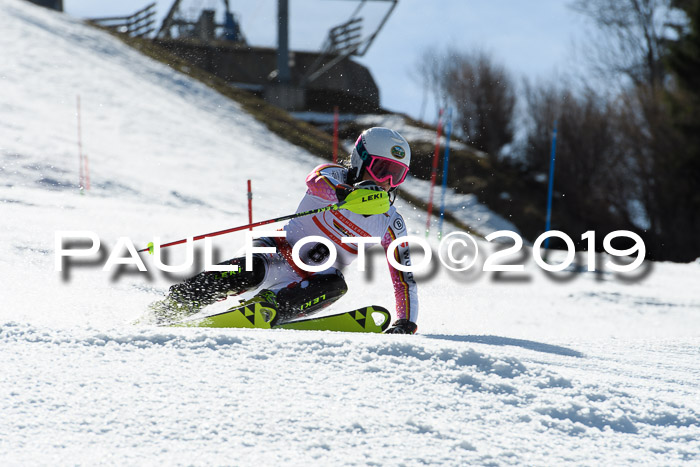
[544,120,558,249]
[438,108,453,238]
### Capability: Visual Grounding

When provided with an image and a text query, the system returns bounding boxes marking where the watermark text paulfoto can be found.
[55,229,646,276]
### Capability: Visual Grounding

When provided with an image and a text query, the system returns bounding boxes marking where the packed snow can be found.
[1,1,699,465]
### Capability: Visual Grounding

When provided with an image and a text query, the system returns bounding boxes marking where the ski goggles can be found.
[356,136,409,187]
[366,155,409,187]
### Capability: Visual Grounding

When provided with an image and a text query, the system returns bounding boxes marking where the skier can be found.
[151,127,419,334]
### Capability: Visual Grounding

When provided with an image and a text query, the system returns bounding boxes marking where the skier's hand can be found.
[336,180,384,202]
[384,319,417,334]
[338,180,390,215]
[353,180,384,192]
[335,183,354,202]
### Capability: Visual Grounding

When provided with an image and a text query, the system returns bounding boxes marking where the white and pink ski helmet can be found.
[350,127,411,188]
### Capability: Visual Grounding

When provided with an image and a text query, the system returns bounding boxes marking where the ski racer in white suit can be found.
[154,127,419,334]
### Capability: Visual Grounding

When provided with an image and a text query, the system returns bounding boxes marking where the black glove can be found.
[353,180,384,192]
[335,183,354,202]
[336,180,383,202]
[384,319,418,334]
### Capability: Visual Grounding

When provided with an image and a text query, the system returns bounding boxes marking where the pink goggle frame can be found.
[366,155,409,188]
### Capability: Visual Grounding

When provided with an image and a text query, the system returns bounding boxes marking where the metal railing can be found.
[88,3,156,38]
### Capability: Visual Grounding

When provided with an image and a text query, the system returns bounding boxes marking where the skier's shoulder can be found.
[310,163,347,179]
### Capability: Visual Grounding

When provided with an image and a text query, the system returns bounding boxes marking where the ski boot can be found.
[149,255,269,325]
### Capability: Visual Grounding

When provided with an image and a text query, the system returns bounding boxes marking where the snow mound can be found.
[2,322,699,464]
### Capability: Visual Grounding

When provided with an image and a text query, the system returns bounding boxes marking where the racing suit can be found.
[164,164,419,328]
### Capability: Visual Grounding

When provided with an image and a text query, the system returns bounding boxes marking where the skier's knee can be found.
[275,271,348,321]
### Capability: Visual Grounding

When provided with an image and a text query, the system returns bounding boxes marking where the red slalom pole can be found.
[77,95,91,191]
[247,179,253,230]
[77,95,84,191]
[425,108,444,235]
[84,152,91,191]
[332,105,339,164]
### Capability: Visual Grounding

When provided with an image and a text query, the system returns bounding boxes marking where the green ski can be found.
[168,303,391,333]
[170,299,276,329]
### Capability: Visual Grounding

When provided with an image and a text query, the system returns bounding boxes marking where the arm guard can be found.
[305,164,346,201]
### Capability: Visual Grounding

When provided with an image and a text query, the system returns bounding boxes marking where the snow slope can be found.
[1,1,699,464]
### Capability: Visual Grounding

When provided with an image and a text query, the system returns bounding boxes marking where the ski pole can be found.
[138,188,389,254]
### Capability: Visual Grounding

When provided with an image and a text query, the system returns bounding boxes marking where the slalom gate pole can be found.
[438,108,453,238]
[544,120,558,249]
[332,106,339,164]
[84,152,90,191]
[247,179,253,230]
[77,95,84,192]
[137,188,389,254]
[425,108,444,236]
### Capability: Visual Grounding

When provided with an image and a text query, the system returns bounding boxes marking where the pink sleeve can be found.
[306,164,344,201]
[381,221,419,323]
